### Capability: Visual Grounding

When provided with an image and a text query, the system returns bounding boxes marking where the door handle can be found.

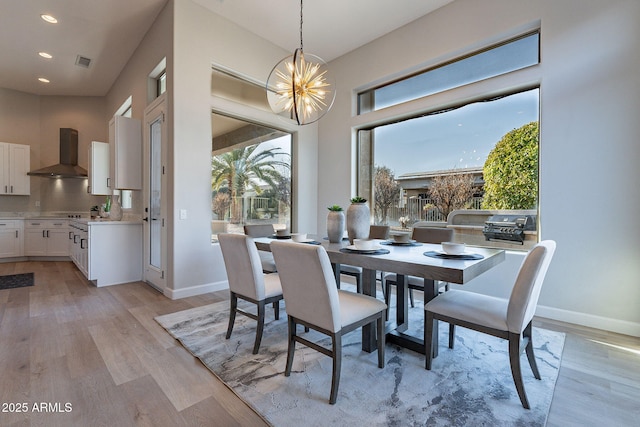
[143,217,149,222]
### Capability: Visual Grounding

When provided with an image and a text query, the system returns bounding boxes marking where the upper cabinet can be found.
[108,116,142,190]
[88,141,110,195]
[0,142,30,195]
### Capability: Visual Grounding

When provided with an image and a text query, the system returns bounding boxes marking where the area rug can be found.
[0,272,34,290]
[156,295,564,427]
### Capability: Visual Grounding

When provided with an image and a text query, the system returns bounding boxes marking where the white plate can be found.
[293,238,315,243]
[346,244,381,252]
[437,250,472,256]
[384,239,417,245]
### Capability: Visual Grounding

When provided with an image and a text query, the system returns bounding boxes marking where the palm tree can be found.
[211,145,290,223]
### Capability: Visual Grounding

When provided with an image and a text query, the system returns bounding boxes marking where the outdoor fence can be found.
[377,196,483,226]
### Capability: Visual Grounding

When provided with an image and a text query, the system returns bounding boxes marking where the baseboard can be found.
[165,280,229,300]
[536,304,640,337]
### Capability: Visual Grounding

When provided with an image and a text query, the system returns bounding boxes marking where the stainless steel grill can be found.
[482,214,536,244]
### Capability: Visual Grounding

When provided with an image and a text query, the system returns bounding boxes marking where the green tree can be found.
[211,145,290,223]
[482,121,539,210]
[374,166,401,224]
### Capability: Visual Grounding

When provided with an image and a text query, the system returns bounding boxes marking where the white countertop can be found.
[0,212,142,224]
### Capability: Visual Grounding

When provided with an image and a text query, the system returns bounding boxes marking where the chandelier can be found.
[267,0,335,125]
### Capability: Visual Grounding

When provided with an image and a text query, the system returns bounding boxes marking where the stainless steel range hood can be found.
[28,128,88,178]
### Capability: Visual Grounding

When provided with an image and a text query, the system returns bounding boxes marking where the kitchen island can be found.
[69,218,143,286]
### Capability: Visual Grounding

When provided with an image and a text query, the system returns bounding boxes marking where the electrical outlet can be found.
[180,209,187,220]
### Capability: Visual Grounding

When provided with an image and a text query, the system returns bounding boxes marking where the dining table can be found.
[253,235,505,357]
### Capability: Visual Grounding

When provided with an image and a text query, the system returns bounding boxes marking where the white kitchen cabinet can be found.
[68,221,88,277]
[70,219,142,286]
[0,220,23,258]
[88,141,110,195]
[0,142,30,195]
[108,116,141,190]
[24,219,69,257]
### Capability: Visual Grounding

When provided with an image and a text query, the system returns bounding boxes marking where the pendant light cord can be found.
[299,0,304,51]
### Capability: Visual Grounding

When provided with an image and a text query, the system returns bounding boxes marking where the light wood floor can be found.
[0,261,638,426]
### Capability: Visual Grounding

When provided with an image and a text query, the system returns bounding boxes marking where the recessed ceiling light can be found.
[39,52,53,59]
[38,77,50,83]
[41,14,58,24]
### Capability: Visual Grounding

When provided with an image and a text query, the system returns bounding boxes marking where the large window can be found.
[358,32,540,249]
[210,112,292,241]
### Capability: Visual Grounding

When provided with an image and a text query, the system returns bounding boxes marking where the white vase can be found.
[327,211,345,243]
[109,195,123,221]
[346,202,370,244]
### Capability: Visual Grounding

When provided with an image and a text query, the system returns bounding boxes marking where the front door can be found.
[143,94,166,292]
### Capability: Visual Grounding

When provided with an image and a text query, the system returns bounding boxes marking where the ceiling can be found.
[0,0,452,97]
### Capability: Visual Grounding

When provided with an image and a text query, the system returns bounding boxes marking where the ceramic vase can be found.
[109,195,123,221]
[327,211,345,243]
[346,202,370,244]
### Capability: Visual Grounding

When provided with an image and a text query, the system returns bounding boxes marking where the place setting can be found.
[380,231,422,247]
[424,241,484,260]
[341,238,390,255]
[270,228,292,239]
[290,233,321,245]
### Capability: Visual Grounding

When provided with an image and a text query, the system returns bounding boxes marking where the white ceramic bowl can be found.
[354,239,378,251]
[441,242,466,255]
[276,229,289,237]
[390,232,411,243]
[291,233,307,242]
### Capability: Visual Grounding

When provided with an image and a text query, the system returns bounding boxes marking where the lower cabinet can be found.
[0,220,23,258]
[24,220,69,256]
[70,220,142,287]
[68,221,89,277]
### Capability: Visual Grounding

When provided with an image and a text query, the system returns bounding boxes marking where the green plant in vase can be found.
[326,204,345,243]
[347,196,370,243]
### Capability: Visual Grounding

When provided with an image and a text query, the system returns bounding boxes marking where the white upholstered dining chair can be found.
[424,240,556,409]
[244,224,278,273]
[218,233,283,354]
[270,241,387,404]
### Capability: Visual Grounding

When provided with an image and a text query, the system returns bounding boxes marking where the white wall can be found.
[167,0,318,298]
[0,88,106,213]
[319,0,640,336]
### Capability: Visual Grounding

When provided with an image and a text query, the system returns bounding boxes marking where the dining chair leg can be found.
[409,288,415,308]
[523,322,541,379]
[329,332,342,404]
[508,332,530,409]
[226,292,238,339]
[273,301,280,320]
[356,272,362,293]
[253,301,266,354]
[285,316,297,376]
[448,323,455,349]
[424,311,435,370]
[377,315,385,368]
[384,279,392,320]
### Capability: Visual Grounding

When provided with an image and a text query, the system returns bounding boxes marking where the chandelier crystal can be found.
[267,1,335,125]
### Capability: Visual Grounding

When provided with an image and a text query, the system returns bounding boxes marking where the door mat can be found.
[0,273,35,290]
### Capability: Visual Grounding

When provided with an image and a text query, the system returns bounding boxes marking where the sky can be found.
[374,89,539,176]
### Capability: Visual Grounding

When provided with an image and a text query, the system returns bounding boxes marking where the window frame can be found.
[354,29,542,250]
[358,30,540,114]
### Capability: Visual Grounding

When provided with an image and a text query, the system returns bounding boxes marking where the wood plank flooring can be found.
[0,260,638,426]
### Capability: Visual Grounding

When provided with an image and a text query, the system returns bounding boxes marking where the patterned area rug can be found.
[156,295,564,427]
[0,273,34,290]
